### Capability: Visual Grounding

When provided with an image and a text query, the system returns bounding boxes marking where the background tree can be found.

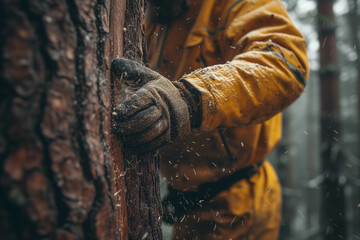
[347,0,360,237]
[316,0,345,239]
[271,0,358,240]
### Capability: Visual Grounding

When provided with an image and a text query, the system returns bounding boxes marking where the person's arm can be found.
[111,0,309,151]
[180,0,309,131]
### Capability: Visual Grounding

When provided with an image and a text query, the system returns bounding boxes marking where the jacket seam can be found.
[261,47,307,87]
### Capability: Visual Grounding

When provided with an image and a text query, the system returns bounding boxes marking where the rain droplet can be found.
[141,232,148,240]
[230,216,236,228]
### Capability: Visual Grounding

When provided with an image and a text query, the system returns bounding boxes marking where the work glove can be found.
[111,58,191,151]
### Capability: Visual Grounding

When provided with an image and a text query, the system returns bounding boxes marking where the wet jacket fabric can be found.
[145,0,308,239]
[172,161,282,240]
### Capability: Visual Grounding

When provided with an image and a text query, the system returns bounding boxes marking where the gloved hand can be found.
[111,58,191,151]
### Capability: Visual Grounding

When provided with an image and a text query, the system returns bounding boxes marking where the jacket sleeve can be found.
[181,0,309,131]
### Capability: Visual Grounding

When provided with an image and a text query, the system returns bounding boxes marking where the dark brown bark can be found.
[111,0,163,239]
[316,0,346,239]
[0,0,162,239]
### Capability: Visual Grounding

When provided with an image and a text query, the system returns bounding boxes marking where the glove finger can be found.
[125,117,169,147]
[111,58,159,87]
[115,90,154,120]
[116,105,163,135]
[135,132,170,152]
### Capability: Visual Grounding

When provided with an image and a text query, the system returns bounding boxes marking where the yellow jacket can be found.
[146,0,308,238]
[146,0,308,191]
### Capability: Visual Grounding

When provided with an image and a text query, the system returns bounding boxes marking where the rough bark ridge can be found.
[0,0,121,239]
[114,0,163,239]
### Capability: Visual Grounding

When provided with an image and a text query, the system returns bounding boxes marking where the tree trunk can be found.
[316,0,346,239]
[276,111,295,240]
[115,1,163,239]
[350,0,360,156]
[0,0,162,239]
[348,0,360,237]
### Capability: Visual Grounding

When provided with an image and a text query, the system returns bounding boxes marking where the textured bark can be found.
[0,0,162,239]
[123,0,163,237]
[111,0,163,239]
[316,0,346,239]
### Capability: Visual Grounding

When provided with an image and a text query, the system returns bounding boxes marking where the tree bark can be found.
[316,0,346,239]
[0,0,162,239]
[112,0,162,239]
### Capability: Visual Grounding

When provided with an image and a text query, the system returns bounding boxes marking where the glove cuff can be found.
[173,81,202,128]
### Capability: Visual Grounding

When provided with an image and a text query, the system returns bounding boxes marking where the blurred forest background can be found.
[160,0,360,239]
[268,0,359,239]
